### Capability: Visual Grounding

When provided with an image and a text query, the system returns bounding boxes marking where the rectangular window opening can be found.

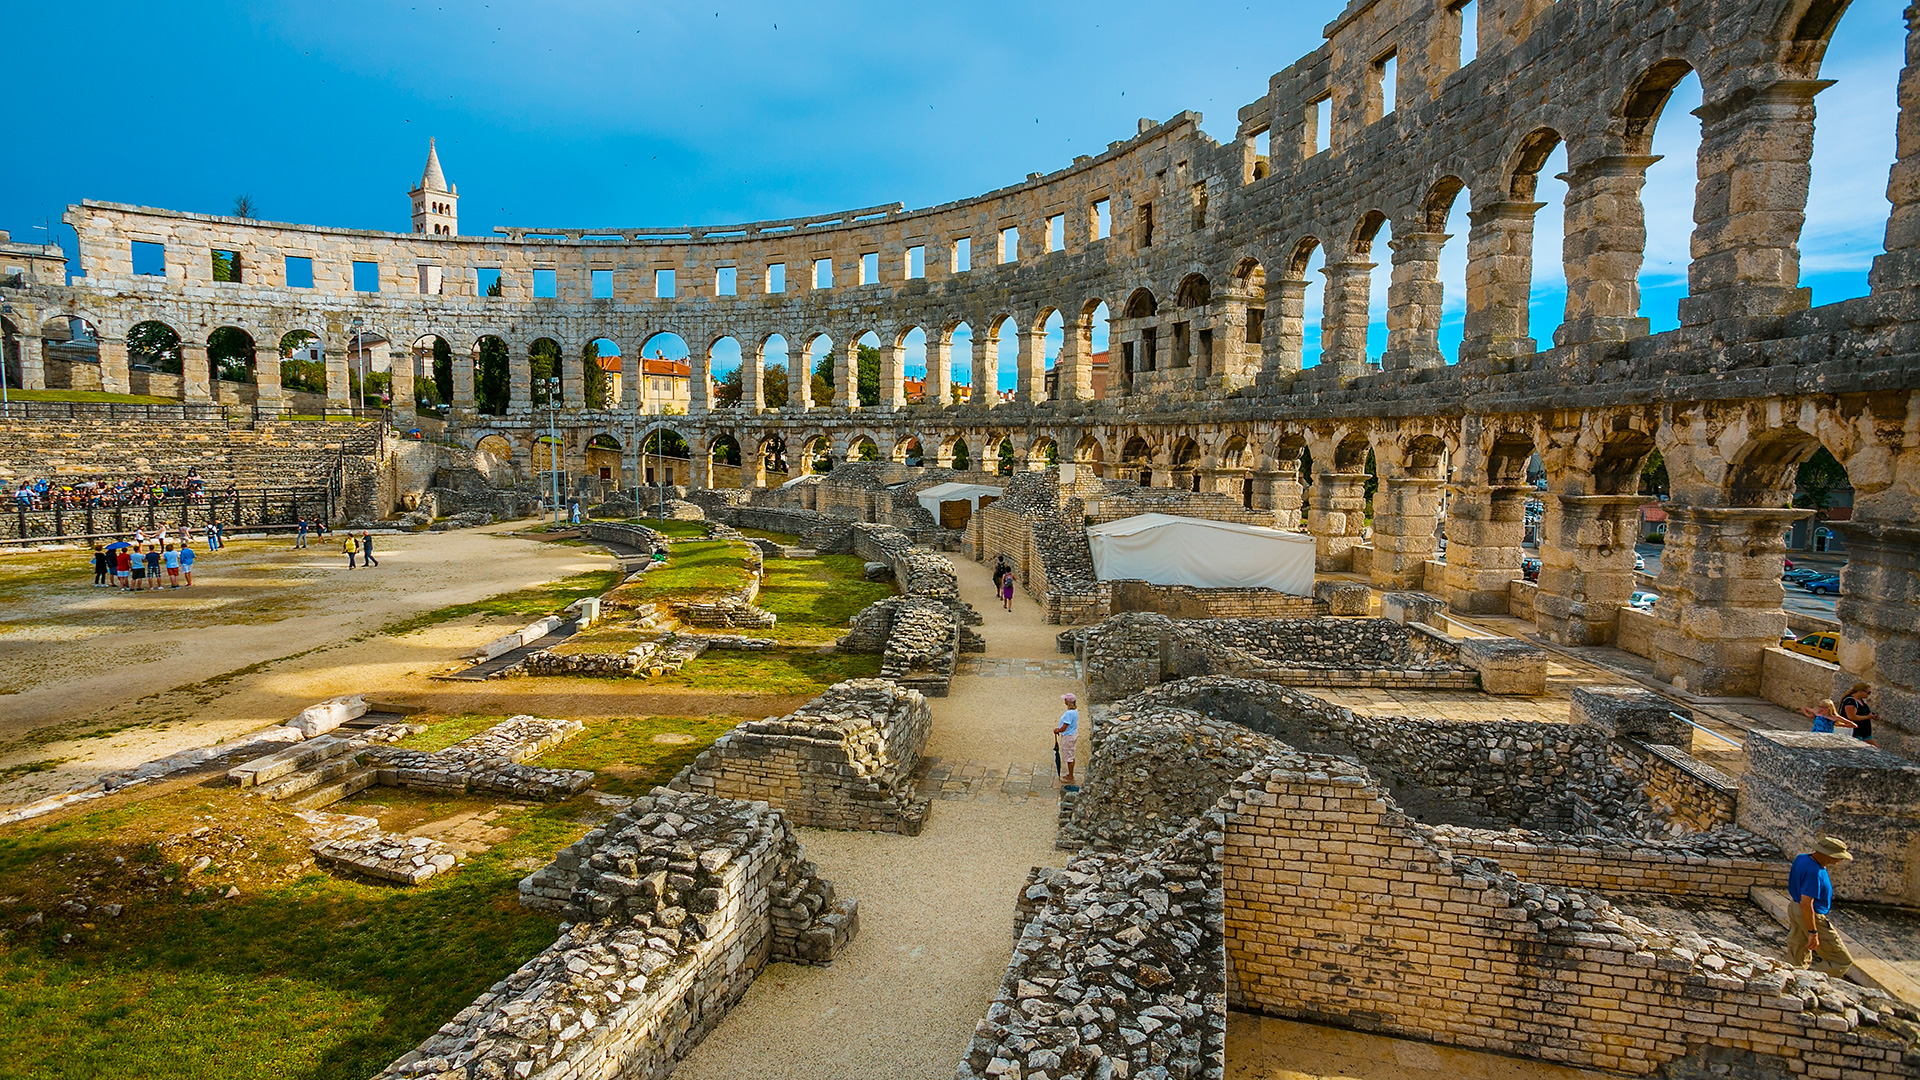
[285,256,314,289]
[1313,97,1333,155]
[1092,199,1110,241]
[1246,305,1265,345]
[211,249,241,283]
[533,268,558,298]
[353,260,381,293]
[131,240,165,277]
[1378,53,1398,117]
[477,266,503,297]
[1457,0,1478,67]
[417,264,444,295]
[591,268,613,299]
[861,251,879,285]
[953,238,971,273]
[1250,127,1273,181]
[1136,203,1154,249]
[767,262,786,293]
[1047,214,1064,253]
[716,266,737,295]
[654,268,675,298]
[1191,181,1209,230]
[906,246,925,279]
[999,226,1019,264]
[812,258,832,289]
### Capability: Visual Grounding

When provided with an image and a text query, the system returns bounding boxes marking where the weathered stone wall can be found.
[1062,704,1280,853]
[363,716,595,800]
[664,679,932,834]
[838,597,958,697]
[1738,728,1920,906]
[1107,580,1325,620]
[1221,754,1920,1078]
[378,791,853,1080]
[1426,825,1778,901]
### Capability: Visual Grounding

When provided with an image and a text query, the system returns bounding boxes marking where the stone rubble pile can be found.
[379,791,855,1080]
[962,816,1226,1080]
[838,597,959,696]
[1062,707,1281,853]
[665,679,933,834]
[311,831,460,885]
[364,716,594,801]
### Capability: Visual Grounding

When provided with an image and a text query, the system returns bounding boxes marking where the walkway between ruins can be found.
[674,554,1073,1080]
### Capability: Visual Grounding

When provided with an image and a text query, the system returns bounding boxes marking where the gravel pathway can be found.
[674,553,1071,1079]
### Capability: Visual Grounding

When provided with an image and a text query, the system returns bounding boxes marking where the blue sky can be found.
[1,0,1906,388]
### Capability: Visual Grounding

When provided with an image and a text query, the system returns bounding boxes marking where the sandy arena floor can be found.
[0,523,611,804]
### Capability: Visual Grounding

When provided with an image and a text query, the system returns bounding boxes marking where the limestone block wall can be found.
[664,679,933,834]
[837,597,958,696]
[380,792,853,1080]
[1738,729,1920,905]
[1062,704,1280,853]
[730,506,854,551]
[1222,756,1920,1078]
[1107,580,1327,620]
[1637,741,1741,834]
[363,716,595,800]
[1426,826,1778,901]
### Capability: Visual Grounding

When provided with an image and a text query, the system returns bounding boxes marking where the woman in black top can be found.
[1842,683,1878,746]
[92,545,110,586]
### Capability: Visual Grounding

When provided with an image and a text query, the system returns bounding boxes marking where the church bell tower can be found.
[410,138,458,236]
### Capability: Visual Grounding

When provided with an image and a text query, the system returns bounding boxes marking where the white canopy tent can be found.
[916,482,1002,520]
[1085,513,1316,595]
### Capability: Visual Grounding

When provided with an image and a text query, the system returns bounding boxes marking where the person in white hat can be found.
[1054,693,1080,792]
[1788,836,1855,977]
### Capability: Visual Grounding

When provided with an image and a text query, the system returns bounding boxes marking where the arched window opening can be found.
[948,323,974,399]
[474,335,510,415]
[640,332,690,414]
[855,330,882,407]
[899,327,928,402]
[584,337,620,410]
[992,317,1017,404]
[706,336,741,410]
[1041,310,1064,400]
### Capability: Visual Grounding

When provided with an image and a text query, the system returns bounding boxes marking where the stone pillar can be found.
[323,338,350,411]
[1873,4,1920,291]
[453,349,476,419]
[788,355,811,413]
[99,336,131,395]
[834,339,857,410]
[620,354,640,411]
[562,346,585,411]
[180,341,212,402]
[1381,231,1449,371]
[1317,260,1374,377]
[508,344,532,414]
[879,340,904,409]
[1460,201,1543,371]
[1257,462,1305,530]
[1651,505,1812,696]
[743,440,767,488]
[1534,495,1648,646]
[689,350,709,415]
[1270,279,1308,373]
[1833,518,1920,751]
[1058,321,1089,400]
[927,335,952,405]
[17,333,45,390]
[1370,476,1445,590]
[690,445,713,489]
[971,333,991,404]
[1016,325,1047,403]
[390,350,415,425]
[1444,483,1531,615]
[1555,156,1657,347]
[741,347,764,413]
[1678,80,1825,326]
[1308,472,1370,571]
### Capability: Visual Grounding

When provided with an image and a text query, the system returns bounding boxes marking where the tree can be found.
[762,363,789,409]
[127,321,182,373]
[232,194,257,219]
[1639,449,1669,497]
[811,350,833,406]
[713,364,744,406]
[1794,446,1850,517]
[643,429,690,458]
[529,340,562,405]
[998,440,1016,475]
[429,338,453,406]
[476,338,511,415]
[207,327,253,383]
[279,330,324,394]
[582,342,612,410]
[952,440,971,471]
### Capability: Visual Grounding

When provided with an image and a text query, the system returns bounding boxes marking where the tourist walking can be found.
[1000,570,1016,611]
[163,544,181,588]
[1787,837,1856,978]
[207,521,223,552]
[92,545,109,587]
[992,556,1010,591]
[180,540,195,586]
[1841,683,1879,746]
[361,531,378,567]
[1800,698,1854,735]
[1054,693,1080,792]
[144,544,161,589]
[296,519,309,549]
[342,533,358,569]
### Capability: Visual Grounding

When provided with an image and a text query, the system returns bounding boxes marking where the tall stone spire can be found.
[410,138,458,236]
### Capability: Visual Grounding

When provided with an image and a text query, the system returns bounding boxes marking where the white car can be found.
[1629,591,1658,611]
[1634,553,1645,571]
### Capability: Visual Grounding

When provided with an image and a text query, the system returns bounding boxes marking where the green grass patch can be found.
[627,518,710,538]
[1,389,176,404]
[615,541,752,602]
[546,624,660,656]
[651,649,881,696]
[0,758,67,782]
[536,714,742,796]
[734,527,803,545]
[748,554,896,645]
[380,570,622,637]
[390,713,512,753]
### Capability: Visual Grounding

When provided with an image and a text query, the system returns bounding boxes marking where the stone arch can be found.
[1073,433,1106,476]
[1027,435,1060,470]
[1174,273,1212,308]
[1332,431,1372,474]
[1620,59,1697,155]
[1120,435,1155,486]
[206,326,257,404]
[1170,436,1203,491]
[1506,128,1565,201]
[847,432,881,462]
[1421,177,1466,233]
[529,336,564,407]
[1123,288,1158,319]
[895,434,926,466]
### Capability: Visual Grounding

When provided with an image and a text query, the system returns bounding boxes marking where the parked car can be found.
[1629,591,1659,611]
[1801,574,1842,596]
[1782,568,1824,584]
[1784,558,1797,571]
[1781,631,1839,663]
[1521,558,1541,582]
[1634,553,1645,571]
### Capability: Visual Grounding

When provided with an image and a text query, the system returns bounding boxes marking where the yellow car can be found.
[1781,631,1838,663]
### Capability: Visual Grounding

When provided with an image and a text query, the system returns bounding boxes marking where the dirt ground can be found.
[0,523,621,805]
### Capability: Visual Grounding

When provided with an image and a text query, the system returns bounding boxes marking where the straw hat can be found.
[1815,836,1854,861]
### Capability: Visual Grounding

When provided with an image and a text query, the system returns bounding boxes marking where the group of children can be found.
[90,523,224,591]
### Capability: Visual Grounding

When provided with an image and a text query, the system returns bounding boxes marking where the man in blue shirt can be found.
[1787,836,1855,977]
[1054,693,1080,793]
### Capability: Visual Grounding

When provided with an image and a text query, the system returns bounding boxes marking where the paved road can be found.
[1633,542,1840,624]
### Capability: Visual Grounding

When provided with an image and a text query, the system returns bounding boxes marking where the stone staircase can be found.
[227,724,418,811]
[0,417,379,488]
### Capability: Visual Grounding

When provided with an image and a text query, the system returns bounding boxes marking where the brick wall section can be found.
[1108,580,1327,619]
[1428,826,1776,900]
[1638,741,1741,832]
[1221,755,1920,1077]
[378,792,853,1080]
[664,679,932,834]
[730,506,854,551]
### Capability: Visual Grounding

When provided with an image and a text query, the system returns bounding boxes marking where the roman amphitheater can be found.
[4,0,1920,1078]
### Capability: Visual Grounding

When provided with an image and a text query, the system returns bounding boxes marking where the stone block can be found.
[1570,686,1692,745]
[1459,637,1546,695]
[1314,581,1370,616]
[286,695,368,738]
[1759,645,1837,713]
[1381,591,1448,627]
[1738,728,1920,904]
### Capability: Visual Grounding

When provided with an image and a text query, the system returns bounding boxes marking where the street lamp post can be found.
[544,375,562,527]
[350,316,365,418]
